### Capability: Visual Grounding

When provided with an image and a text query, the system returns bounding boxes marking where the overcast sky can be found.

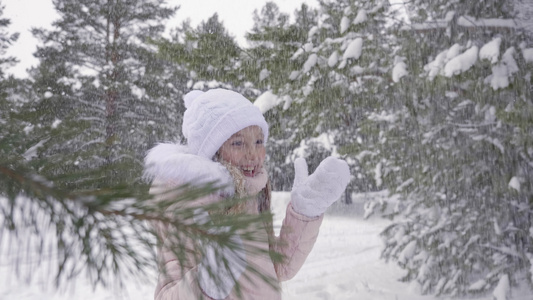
[3,0,317,78]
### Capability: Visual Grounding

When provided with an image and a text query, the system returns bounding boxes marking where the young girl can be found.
[144,88,350,300]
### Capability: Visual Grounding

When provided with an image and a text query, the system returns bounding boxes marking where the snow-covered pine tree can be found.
[244,2,316,92]
[0,0,24,166]
[157,14,253,98]
[0,0,17,77]
[266,0,394,196]
[0,0,35,197]
[370,0,533,296]
[21,0,181,190]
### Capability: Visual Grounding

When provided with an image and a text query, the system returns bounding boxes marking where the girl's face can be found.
[218,126,266,178]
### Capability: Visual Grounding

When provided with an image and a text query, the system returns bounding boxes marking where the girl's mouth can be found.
[241,166,258,177]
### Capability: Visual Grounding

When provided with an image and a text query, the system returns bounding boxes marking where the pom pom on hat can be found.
[182,89,269,159]
[183,90,204,109]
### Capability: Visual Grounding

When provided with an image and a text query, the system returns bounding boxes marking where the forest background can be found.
[1,0,532,299]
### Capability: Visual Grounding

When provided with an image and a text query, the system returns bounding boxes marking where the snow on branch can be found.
[457,16,517,29]
[402,15,523,33]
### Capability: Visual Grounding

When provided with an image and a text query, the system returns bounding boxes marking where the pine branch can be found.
[0,163,276,293]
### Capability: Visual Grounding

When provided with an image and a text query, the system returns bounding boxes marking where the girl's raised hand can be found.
[291,157,351,217]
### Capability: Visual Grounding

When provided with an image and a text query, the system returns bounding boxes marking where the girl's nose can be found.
[245,145,259,162]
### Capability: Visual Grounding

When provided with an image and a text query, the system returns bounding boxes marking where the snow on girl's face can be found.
[217,126,266,178]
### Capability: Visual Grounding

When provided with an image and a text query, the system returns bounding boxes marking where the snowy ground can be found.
[274,192,437,300]
[0,192,530,299]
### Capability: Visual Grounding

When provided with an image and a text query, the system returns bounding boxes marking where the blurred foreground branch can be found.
[0,159,274,293]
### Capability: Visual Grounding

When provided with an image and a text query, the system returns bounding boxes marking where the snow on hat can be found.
[182,88,269,159]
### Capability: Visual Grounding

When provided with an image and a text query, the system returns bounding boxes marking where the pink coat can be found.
[144,144,324,300]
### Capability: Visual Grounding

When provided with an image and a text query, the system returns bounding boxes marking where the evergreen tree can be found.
[264,0,394,195]
[366,0,533,296]
[157,14,252,98]
[0,0,17,78]
[243,2,315,92]
[21,0,181,191]
[0,0,29,187]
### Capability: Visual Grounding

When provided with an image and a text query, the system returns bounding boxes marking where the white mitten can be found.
[291,157,350,217]
[195,210,246,299]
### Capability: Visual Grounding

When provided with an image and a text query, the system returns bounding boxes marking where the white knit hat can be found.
[182,89,269,159]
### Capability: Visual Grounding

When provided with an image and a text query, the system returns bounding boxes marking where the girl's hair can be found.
[258,180,271,214]
[258,180,275,252]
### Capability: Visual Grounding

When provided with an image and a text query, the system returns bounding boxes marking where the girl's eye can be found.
[231,140,243,146]
[256,139,263,145]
